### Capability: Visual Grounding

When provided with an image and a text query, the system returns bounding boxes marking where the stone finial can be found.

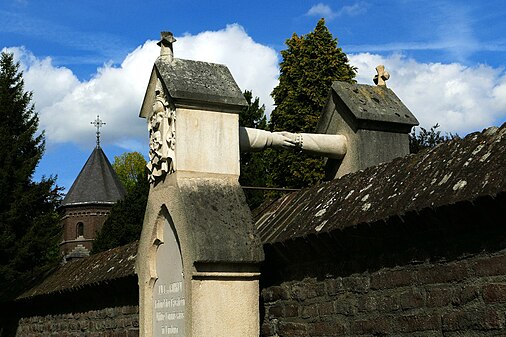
[158,31,176,60]
[373,65,390,86]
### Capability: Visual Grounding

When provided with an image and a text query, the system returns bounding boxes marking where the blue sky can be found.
[2,0,506,192]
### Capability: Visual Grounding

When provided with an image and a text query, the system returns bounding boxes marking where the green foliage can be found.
[409,124,459,154]
[268,18,356,189]
[239,91,269,208]
[0,52,61,302]
[112,151,147,193]
[92,169,149,253]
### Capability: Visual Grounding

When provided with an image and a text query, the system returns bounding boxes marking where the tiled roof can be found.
[18,241,138,300]
[255,123,506,244]
[62,147,126,206]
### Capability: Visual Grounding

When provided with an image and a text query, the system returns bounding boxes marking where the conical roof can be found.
[62,147,126,207]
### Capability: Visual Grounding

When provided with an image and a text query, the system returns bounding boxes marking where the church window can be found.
[76,222,84,238]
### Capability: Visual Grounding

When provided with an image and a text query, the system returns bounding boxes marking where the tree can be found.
[267,18,356,189]
[409,124,459,154]
[92,153,149,253]
[239,91,269,208]
[112,151,147,193]
[0,52,61,302]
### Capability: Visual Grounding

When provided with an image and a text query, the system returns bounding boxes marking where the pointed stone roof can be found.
[62,147,126,207]
[139,57,247,117]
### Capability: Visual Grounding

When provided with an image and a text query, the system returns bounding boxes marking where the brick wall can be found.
[15,305,139,337]
[260,199,506,336]
[60,205,112,255]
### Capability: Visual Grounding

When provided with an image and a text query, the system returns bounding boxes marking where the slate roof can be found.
[17,241,138,300]
[255,123,506,244]
[61,147,126,207]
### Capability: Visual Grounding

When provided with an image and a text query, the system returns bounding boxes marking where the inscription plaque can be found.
[153,219,185,336]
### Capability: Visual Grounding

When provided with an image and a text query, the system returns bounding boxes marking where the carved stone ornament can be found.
[147,79,176,183]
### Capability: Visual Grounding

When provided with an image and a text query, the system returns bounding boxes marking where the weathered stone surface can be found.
[321,81,418,130]
[140,57,247,117]
[177,178,264,263]
[317,81,419,178]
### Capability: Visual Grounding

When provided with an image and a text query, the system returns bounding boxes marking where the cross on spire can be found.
[91,115,106,148]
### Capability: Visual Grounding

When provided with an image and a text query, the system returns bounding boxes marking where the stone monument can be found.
[136,32,264,337]
[136,32,418,337]
[317,65,419,179]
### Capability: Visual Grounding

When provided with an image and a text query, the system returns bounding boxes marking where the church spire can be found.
[91,115,106,148]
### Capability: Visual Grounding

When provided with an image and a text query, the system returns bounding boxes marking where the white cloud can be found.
[306,2,368,20]
[349,53,506,134]
[307,3,336,19]
[7,30,506,154]
[6,25,279,150]
[176,24,279,115]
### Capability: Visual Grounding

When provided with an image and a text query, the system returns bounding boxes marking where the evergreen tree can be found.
[268,18,356,189]
[92,157,149,253]
[238,91,269,208]
[409,124,459,154]
[0,52,61,302]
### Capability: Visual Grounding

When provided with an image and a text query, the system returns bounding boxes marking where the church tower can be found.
[59,116,126,260]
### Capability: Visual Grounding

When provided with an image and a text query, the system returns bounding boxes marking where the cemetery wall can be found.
[12,276,139,337]
[15,306,139,337]
[260,198,506,337]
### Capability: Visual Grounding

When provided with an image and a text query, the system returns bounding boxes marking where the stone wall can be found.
[260,199,506,336]
[8,275,139,337]
[15,306,138,337]
[261,251,506,336]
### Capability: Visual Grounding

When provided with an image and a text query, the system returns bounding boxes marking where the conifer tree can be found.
[409,124,459,154]
[268,19,356,189]
[0,52,61,302]
[238,91,269,208]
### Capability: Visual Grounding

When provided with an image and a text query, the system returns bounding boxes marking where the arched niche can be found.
[151,208,185,337]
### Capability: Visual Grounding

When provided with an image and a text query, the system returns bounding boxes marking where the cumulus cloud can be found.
[5,25,279,150]
[176,24,279,114]
[6,28,506,154]
[349,53,506,134]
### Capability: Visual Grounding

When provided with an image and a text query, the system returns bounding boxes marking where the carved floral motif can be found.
[147,80,176,183]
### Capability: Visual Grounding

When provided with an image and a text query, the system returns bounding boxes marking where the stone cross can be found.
[90,115,106,148]
[373,64,390,86]
[157,31,177,60]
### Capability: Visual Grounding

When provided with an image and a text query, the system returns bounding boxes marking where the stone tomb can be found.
[136,32,264,337]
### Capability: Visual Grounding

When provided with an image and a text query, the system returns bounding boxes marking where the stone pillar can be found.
[136,51,264,337]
